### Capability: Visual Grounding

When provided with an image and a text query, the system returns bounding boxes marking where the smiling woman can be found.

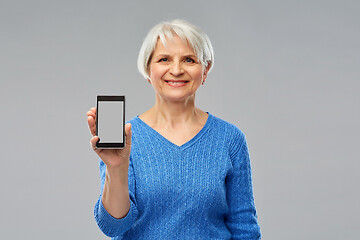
[87,19,261,239]
[147,34,207,103]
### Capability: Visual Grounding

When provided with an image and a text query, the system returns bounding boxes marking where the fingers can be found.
[90,107,96,115]
[87,116,96,136]
[87,107,97,136]
[87,108,96,118]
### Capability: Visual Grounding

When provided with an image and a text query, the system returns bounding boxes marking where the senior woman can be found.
[87,19,261,239]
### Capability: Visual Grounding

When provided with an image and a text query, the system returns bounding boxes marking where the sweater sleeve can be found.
[94,157,138,237]
[225,129,261,239]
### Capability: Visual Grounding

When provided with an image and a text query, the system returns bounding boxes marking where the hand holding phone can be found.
[87,96,131,169]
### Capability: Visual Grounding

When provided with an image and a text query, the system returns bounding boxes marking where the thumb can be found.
[125,123,132,147]
[90,136,101,153]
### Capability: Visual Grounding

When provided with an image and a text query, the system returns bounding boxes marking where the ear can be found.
[147,78,151,84]
[202,63,211,84]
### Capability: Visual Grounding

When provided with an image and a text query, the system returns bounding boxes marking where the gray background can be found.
[1,0,359,239]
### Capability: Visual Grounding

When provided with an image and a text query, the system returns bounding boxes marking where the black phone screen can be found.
[96,95,125,149]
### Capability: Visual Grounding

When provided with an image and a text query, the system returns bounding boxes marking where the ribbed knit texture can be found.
[94,113,261,239]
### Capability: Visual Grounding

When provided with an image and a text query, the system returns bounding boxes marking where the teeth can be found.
[167,81,186,84]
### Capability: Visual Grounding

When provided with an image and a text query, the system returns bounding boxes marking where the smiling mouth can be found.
[165,80,189,84]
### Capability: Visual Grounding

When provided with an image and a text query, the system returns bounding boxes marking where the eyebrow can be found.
[153,53,198,59]
[153,54,170,58]
[183,54,197,58]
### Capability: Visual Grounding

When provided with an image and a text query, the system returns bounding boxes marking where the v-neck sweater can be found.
[94,113,261,239]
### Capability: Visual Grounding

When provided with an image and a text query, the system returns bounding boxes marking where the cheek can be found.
[150,66,166,80]
[192,68,204,81]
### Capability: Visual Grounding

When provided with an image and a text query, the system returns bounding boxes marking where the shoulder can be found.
[126,116,144,131]
[127,116,140,125]
[209,114,246,140]
[126,116,158,149]
[126,116,149,144]
[208,113,247,156]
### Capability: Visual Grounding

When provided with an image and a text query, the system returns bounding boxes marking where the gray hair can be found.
[137,19,214,79]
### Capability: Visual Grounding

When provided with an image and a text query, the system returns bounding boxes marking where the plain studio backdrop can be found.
[1,0,359,239]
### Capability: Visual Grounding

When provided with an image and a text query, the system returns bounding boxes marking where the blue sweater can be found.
[94,113,261,239]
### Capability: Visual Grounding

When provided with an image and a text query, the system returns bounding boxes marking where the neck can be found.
[145,94,204,128]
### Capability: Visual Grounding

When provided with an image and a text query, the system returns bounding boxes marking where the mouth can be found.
[165,80,189,84]
[164,80,189,87]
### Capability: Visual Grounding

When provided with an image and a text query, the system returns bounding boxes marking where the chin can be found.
[160,92,196,103]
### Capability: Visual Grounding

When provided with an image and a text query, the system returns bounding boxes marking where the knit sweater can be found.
[94,113,261,239]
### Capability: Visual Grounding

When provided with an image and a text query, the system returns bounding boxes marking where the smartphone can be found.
[96,95,125,149]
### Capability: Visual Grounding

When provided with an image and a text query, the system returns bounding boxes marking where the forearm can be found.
[102,165,131,219]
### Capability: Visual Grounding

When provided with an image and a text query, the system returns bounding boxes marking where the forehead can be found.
[153,34,195,55]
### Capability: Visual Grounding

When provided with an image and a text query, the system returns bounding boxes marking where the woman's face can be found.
[148,34,209,103]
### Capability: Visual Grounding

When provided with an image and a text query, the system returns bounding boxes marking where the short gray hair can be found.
[137,19,214,79]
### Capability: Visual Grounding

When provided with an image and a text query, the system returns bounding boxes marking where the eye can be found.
[158,58,168,62]
[185,57,196,63]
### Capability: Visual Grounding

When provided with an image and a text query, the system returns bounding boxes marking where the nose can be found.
[169,61,184,76]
